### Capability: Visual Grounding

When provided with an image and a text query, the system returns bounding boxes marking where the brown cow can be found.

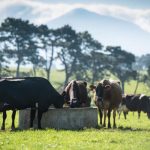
[90,79,122,128]
[63,80,91,108]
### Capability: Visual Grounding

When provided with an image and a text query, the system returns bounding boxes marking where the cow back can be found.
[0,77,64,111]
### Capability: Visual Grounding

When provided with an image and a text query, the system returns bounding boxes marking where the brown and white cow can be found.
[90,79,122,128]
[63,80,91,108]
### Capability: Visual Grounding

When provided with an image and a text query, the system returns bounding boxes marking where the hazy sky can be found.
[0,0,150,34]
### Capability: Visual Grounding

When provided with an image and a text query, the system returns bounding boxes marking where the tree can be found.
[38,25,60,80]
[56,25,80,86]
[135,54,150,70]
[144,65,150,89]
[0,18,37,77]
[106,46,136,93]
[0,46,10,77]
[77,31,107,84]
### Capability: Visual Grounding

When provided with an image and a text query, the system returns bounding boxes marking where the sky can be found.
[0,0,150,33]
[0,0,150,57]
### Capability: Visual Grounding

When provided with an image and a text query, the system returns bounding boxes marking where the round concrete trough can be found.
[19,107,98,130]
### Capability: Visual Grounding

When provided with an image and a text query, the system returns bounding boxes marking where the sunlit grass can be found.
[0,70,150,149]
[125,80,150,95]
[0,112,149,150]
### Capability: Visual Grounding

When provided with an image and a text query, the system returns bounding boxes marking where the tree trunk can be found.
[64,65,70,88]
[64,72,69,87]
[91,70,96,85]
[46,69,50,81]
[16,61,21,77]
[121,80,125,94]
[134,80,139,94]
[0,63,2,76]
[48,42,54,81]
[33,65,36,77]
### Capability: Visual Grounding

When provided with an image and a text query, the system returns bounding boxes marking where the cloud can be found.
[0,0,150,33]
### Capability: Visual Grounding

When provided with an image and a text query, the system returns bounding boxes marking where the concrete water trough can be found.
[19,107,98,130]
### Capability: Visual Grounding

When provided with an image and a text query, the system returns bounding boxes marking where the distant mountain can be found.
[48,8,150,56]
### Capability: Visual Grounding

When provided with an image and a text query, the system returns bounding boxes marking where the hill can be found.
[48,8,150,56]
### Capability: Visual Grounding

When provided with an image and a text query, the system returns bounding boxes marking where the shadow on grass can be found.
[117,126,150,132]
[2,125,150,132]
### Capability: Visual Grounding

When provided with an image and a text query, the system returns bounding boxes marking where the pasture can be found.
[0,70,150,150]
[0,111,150,150]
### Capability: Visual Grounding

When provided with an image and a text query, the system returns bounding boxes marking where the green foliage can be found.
[106,46,136,93]
[0,18,38,77]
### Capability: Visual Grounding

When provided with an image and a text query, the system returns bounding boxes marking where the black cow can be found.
[0,102,16,130]
[118,94,150,119]
[0,77,64,129]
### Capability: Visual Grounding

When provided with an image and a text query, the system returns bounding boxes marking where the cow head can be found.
[63,80,80,108]
[118,95,129,113]
[53,92,65,108]
[90,80,112,108]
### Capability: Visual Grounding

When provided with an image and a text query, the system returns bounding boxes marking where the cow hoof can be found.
[37,127,44,130]
[29,128,34,131]
[103,124,106,128]
[11,127,16,131]
[38,128,45,130]
[1,127,5,130]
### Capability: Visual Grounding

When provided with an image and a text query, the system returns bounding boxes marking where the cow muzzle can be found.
[70,98,79,108]
[96,97,104,108]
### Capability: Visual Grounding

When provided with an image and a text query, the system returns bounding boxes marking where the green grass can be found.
[0,112,150,150]
[125,80,150,95]
[0,70,150,149]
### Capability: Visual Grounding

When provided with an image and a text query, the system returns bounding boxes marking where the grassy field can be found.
[0,111,149,150]
[0,69,150,150]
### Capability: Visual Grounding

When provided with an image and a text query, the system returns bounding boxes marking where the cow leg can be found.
[30,108,36,128]
[118,111,121,119]
[37,109,43,129]
[138,111,141,119]
[103,109,107,127]
[108,108,111,128]
[98,108,103,125]
[123,111,127,120]
[113,109,117,128]
[1,111,7,130]
[11,110,16,131]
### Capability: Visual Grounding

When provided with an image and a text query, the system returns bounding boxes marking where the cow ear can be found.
[83,81,87,87]
[61,91,67,97]
[117,81,121,85]
[89,85,96,91]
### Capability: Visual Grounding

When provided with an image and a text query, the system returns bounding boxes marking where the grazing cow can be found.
[118,94,150,119]
[0,102,16,130]
[117,94,135,119]
[90,80,122,128]
[0,77,64,129]
[63,80,91,108]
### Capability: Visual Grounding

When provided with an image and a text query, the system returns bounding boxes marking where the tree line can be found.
[0,17,150,93]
